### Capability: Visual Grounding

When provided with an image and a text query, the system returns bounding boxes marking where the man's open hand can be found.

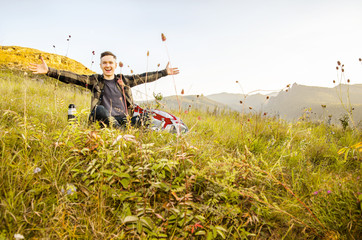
[29,56,49,74]
[166,62,179,75]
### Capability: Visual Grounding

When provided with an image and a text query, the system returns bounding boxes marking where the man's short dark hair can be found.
[100,51,117,60]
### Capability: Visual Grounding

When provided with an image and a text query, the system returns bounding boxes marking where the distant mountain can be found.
[138,94,230,113]
[264,83,362,124]
[147,83,362,125]
[206,92,270,112]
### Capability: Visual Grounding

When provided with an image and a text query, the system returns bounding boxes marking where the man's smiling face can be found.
[100,55,117,80]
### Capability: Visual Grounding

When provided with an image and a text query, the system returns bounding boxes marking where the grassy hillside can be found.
[0,46,95,75]
[0,67,361,239]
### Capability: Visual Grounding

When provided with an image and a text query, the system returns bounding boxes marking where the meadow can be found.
[0,69,361,239]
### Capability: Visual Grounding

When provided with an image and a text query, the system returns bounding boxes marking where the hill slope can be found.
[0,45,94,74]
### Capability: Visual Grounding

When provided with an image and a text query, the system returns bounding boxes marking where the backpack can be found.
[133,105,188,134]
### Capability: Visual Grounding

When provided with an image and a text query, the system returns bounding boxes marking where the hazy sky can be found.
[1,0,362,100]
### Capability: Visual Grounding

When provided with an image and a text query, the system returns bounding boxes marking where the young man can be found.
[29,51,179,128]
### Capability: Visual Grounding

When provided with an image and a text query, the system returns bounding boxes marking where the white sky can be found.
[1,0,362,100]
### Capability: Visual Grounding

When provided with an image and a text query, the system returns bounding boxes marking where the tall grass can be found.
[0,69,361,239]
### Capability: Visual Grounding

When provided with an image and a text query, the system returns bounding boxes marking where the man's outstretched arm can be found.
[127,62,180,87]
[29,56,94,89]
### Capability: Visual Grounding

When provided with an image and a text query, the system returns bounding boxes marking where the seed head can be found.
[239,101,243,104]
[336,66,339,70]
[337,61,341,66]
[286,84,290,88]
[131,70,133,74]
[197,95,200,98]
[286,89,289,92]
[236,81,239,83]
[53,45,56,48]
[67,39,69,41]
[266,96,269,99]
[147,51,149,56]
[342,68,344,72]
[69,35,71,38]
[119,61,123,67]
[249,107,252,110]
[263,112,267,116]
[157,63,160,67]
[333,80,336,83]
[347,79,350,83]
[92,61,94,64]
[181,89,184,95]
[92,51,95,55]
[321,105,326,108]
[161,33,166,42]
[359,58,361,62]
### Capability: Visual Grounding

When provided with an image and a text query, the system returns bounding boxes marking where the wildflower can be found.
[247,118,250,122]
[313,191,318,195]
[64,184,77,195]
[184,110,188,114]
[197,116,201,120]
[112,134,137,145]
[263,112,267,116]
[161,33,166,41]
[327,190,332,194]
[14,234,24,240]
[34,167,41,174]
[92,51,95,55]
[357,176,360,180]
[119,61,123,68]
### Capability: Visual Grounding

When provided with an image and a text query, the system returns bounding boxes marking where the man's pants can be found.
[89,105,149,129]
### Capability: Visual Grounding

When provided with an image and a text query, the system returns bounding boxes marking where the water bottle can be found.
[68,104,76,121]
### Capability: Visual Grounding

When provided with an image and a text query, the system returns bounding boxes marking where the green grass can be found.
[0,69,361,239]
